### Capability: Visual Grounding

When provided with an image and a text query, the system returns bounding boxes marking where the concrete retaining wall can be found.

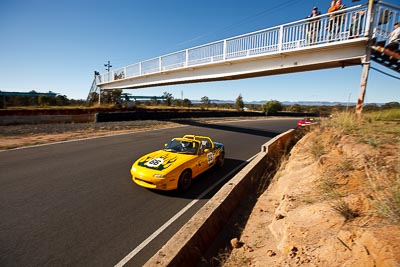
[144,129,299,266]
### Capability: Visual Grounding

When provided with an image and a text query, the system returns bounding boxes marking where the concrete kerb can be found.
[144,129,299,266]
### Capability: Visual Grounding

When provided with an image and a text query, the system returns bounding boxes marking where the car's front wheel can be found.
[178,170,192,192]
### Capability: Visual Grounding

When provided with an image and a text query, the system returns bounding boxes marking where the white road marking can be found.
[114,154,258,267]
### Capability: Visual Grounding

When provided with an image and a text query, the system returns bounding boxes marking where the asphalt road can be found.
[0,118,299,267]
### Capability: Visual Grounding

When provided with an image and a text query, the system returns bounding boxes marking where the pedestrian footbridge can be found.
[90,2,399,103]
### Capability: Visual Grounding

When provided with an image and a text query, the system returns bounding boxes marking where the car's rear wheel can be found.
[216,153,225,168]
[178,170,192,192]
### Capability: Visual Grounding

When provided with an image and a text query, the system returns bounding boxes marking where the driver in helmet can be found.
[181,141,191,151]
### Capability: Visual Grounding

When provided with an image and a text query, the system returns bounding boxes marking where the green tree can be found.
[111,89,122,103]
[287,104,304,112]
[363,103,379,112]
[381,102,400,109]
[101,90,112,104]
[263,100,283,113]
[87,92,99,105]
[235,94,244,111]
[151,96,160,106]
[201,96,210,108]
[172,99,182,106]
[38,94,52,106]
[55,95,70,106]
[162,92,173,106]
[182,98,192,107]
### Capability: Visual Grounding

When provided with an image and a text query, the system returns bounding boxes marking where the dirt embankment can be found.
[222,118,400,266]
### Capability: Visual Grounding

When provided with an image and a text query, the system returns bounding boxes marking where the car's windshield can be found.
[164,139,199,155]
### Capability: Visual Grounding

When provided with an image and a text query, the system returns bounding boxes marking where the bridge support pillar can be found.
[98,89,101,105]
[356,62,370,116]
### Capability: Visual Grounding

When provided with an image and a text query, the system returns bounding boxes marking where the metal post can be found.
[356,61,370,115]
[98,89,101,105]
[355,0,375,116]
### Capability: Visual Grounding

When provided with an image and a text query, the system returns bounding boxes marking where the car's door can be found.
[197,139,215,174]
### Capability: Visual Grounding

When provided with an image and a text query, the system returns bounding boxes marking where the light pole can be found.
[104,60,112,72]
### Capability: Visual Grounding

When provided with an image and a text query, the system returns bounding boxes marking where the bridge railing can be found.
[373,1,400,43]
[98,3,399,85]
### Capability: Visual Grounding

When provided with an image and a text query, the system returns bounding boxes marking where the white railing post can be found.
[278,25,284,52]
[159,57,162,72]
[223,39,227,61]
[139,62,142,76]
[185,49,189,67]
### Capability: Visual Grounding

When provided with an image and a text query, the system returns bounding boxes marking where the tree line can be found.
[2,89,399,114]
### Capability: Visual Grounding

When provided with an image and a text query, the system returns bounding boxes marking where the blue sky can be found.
[0,0,399,104]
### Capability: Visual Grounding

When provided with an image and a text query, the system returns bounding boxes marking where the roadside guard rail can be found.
[97,2,399,86]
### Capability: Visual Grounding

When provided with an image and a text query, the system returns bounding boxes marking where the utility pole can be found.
[104,60,112,72]
[103,61,112,105]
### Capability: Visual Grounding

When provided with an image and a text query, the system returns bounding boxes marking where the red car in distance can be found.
[297,117,318,127]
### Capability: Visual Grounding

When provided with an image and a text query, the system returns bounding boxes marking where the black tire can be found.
[178,170,192,192]
[216,152,225,168]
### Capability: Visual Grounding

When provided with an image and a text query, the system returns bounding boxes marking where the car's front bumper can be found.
[131,171,178,191]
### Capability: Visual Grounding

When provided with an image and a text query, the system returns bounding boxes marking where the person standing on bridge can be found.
[327,0,347,41]
[349,10,365,39]
[306,6,322,45]
[385,22,400,51]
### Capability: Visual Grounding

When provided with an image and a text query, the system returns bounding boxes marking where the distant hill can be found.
[191,99,384,106]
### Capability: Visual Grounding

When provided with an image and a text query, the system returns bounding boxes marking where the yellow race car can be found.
[131,135,225,191]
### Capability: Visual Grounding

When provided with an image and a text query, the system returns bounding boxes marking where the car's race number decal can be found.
[146,158,164,168]
[207,152,214,164]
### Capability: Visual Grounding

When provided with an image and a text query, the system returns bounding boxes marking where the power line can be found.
[176,0,300,49]
[106,0,301,68]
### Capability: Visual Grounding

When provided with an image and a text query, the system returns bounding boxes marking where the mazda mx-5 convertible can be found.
[130,135,225,191]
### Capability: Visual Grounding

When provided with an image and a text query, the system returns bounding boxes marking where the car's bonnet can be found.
[134,150,196,172]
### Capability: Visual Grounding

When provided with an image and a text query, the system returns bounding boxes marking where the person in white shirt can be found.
[386,22,400,51]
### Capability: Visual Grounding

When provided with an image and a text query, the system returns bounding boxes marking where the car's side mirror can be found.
[204,148,210,154]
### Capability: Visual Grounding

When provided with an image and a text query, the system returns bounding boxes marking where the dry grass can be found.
[317,110,400,223]
[221,110,400,266]
[331,199,360,222]
[212,248,250,267]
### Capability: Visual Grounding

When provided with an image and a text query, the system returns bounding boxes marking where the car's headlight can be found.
[153,174,166,178]
[131,167,137,172]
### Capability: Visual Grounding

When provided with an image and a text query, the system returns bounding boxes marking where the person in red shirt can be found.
[327,0,347,41]
[328,0,338,13]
